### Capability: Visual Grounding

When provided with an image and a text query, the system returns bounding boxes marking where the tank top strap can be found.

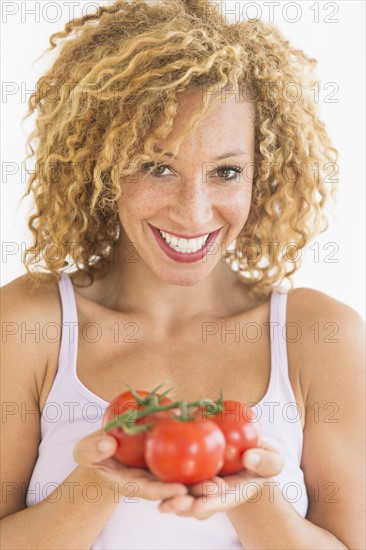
[269,288,289,377]
[56,271,79,379]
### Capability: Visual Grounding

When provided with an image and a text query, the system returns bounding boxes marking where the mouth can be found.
[148,223,222,263]
[156,227,211,254]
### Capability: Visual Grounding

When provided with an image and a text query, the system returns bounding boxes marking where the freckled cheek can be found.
[118,183,167,219]
[218,187,252,226]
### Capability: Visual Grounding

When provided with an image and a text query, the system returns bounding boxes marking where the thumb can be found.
[73,432,117,467]
[242,446,284,478]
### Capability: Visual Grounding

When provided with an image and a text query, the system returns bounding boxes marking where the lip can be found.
[148,224,222,264]
[149,224,216,239]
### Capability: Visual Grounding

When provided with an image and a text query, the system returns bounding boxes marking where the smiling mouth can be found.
[157,227,211,254]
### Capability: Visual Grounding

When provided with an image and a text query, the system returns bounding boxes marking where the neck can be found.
[87,239,254,327]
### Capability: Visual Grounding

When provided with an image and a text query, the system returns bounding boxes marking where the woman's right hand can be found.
[72,428,188,501]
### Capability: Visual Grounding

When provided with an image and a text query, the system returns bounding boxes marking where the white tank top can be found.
[26,272,308,549]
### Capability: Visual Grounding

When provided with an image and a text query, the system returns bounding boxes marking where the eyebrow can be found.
[152,146,247,161]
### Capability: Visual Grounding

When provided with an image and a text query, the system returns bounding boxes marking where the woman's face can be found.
[117,89,255,286]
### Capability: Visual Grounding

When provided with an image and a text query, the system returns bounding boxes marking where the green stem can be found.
[104,395,222,433]
[122,383,146,405]
[180,400,188,421]
[104,409,139,432]
[158,387,175,399]
[145,383,166,401]
[133,400,181,420]
[215,387,224,413]
[122,382,174,407]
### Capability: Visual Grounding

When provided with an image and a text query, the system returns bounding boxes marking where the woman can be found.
[1,0,364,548]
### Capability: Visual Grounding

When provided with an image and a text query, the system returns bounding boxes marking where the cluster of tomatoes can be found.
[102,384,261,485]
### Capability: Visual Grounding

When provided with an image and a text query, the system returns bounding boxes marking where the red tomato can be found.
[102,389,174,468]
[144,416,226,484]
[198,400,261,475]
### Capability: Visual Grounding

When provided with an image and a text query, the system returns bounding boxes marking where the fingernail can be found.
[246,452,261,468]
[98,439,114,453]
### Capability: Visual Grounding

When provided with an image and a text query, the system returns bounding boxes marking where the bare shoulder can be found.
[286,286,364,348]
[2,272,59,297]
[1,273,62,401]
[286,286,365,406]
[287,286,364,324]
[1,273,62,329]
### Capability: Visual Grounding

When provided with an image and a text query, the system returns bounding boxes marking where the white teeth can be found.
[159,229,210,254]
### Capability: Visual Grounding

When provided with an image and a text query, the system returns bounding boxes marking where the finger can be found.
[159,494,195,514]
[187,476,227,498]
[159,479,259,519]
[73,433,118,467]
[162,492,240,520]
[242,446,284,477]
[144,480,188,501]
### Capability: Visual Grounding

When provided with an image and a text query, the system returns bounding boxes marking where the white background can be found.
[1,1,365,317]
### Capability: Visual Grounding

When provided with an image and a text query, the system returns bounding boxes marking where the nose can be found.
[169,178,214,231]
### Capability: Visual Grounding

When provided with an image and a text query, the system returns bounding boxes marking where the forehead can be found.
[157,90,255,154]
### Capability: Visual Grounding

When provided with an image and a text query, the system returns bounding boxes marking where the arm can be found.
[226,477,348,549]
[0,278,120,549]
[1,466,120,550]
[226,289,365,549]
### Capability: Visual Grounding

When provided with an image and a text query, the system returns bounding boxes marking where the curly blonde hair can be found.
[21,0,338,299]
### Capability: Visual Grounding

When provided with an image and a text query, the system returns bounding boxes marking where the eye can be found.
[141,162,243,181]
[141,162,172,178]
[215,165,243,182]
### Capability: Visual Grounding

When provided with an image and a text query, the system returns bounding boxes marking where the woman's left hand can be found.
[158,441,285,519]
